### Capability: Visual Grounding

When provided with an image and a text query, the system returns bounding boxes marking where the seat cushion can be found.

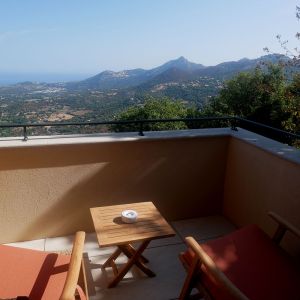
[0,244,71,300]
[183,224,300,300]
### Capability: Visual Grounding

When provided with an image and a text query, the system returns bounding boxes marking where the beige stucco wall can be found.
[0,136,229,243]
[223,137,300,255]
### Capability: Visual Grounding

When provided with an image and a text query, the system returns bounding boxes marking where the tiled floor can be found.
[6,215,236,300]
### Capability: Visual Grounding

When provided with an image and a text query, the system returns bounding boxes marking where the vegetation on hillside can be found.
[113,65,300,139]
[112,97,189,132]
[202,65,299,134]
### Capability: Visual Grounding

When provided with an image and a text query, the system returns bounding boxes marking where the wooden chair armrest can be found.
[60,231,86,300]
[185,237,249,300]
[268,211,300,244]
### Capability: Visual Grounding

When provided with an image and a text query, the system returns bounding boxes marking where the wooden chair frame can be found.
[179,211,300,300]
[0,231,88,300]
[60,231,88,300]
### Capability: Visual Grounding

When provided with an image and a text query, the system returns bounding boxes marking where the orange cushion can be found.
[183,224,300,300]
[0,244,71,299]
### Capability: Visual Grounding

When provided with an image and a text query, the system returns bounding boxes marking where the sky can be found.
[0,0,299,80]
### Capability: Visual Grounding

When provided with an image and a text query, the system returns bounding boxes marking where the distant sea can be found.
[0,73,91,85]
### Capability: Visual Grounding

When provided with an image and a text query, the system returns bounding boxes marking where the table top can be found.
[90,202,176,247]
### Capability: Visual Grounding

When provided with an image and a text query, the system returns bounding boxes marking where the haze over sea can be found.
[0,73,90,85]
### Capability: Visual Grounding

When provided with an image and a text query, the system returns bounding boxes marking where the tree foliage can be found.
[112,96,189,132]
[200,65,300,134]
[284,74,300,132]
[112,67,300,140]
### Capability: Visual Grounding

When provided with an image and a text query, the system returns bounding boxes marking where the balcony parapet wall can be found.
[0,128,299,253]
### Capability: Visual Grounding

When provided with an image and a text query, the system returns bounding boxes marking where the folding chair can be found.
[179,212,300,300]
[0,231,88,300]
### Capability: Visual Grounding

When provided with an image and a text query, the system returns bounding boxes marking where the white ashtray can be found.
[121,210,138,223]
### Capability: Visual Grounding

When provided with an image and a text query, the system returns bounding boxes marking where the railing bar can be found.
[0,116,298,142]
[0,116,236,128]
[235,117,300,139]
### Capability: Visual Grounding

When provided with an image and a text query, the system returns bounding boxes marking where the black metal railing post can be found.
[230,117,238,131]
[138,121,144,136]
[23,126,28,141]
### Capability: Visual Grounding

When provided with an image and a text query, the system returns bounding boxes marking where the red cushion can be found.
[183,224,300,300]
[0,244,71,299]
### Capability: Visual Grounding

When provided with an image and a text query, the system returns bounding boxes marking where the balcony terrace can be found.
[0,125,299,299]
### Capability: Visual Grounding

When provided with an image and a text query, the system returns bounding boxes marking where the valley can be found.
[0,54,285,136]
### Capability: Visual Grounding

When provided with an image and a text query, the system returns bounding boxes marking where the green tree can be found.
[112,97,188,132]
[283,74,300,133]
[201,65,290,129]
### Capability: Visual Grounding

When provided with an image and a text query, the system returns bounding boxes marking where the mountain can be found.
[67,56,204,90]
[148,56,204,75]
[67,68,147,90]
[130,54,292,106]
[137,54,288,92]
[140,67,192,88]
[184,57,258,81]
[67,54,286,91]
[192,55,287,80]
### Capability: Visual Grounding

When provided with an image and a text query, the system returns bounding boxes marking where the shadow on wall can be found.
[0,137,229,242]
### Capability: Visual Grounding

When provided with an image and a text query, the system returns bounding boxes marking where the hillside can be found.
[0,54,290,131]
[67,56,204,90]
[65,54,286,92]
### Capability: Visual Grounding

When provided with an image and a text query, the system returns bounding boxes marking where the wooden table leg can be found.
[126,243,149,263]
[119,244,155,277]
[102,248,122,268]
[108,240,153,288]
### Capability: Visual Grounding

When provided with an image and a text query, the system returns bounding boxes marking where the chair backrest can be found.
[185,236,249,300]
[181,212,300,300]
[60,231,87,300]
[0,231,87,300]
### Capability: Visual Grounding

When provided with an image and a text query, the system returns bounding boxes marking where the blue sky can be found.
[0,0,299,76]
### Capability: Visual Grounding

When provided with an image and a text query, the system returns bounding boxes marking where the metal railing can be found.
[0,116,299,145]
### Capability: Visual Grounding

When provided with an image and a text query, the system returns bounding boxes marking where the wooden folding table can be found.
[90,202,176,288]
